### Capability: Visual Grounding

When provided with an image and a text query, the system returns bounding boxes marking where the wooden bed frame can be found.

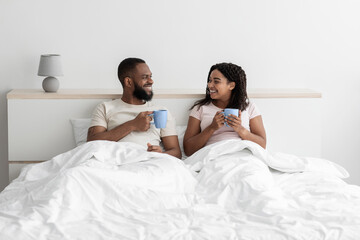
[7,89,322,182]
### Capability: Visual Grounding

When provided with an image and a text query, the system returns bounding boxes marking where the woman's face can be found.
[207,69,235,101]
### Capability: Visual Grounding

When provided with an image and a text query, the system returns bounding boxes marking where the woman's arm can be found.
[227,114,266,148]
[183,111,225,156]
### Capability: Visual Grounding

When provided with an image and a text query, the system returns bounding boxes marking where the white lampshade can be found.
[38,54,63,92]
[38,54,63,77]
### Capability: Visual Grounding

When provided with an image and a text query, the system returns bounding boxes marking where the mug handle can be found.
[148,113,155,125]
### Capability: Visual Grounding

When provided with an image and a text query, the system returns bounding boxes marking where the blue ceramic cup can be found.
[150,110,168,128]
[223,108,239,127]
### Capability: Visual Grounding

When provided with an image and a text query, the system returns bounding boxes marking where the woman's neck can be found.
[212,99,229,109]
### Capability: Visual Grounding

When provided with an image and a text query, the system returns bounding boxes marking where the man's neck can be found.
[121,93,146,105]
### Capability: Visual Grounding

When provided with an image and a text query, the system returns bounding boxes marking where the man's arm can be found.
[87,111,152,142]
[147,135,182,159]
[87,122,134,142]
[161,135,182,159]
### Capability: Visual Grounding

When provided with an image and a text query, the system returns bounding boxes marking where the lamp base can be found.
[42,77,59,92]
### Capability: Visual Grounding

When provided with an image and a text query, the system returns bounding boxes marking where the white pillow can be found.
[70,118,92,146]
[70,118,188,159]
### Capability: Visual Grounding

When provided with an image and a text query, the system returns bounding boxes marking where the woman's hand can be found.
[210,110,225,131]
[226,110,246,135]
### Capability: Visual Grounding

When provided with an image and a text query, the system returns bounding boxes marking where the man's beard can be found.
[133,82,153,102]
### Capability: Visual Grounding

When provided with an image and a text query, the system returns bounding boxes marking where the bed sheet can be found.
[0,140,359,240]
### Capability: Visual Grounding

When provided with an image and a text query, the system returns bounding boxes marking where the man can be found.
[87,58,181,158]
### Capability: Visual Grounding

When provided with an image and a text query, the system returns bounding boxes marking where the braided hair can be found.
[191,62,249,111]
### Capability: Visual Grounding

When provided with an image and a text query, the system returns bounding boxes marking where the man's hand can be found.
[147,143,162,153]
[132,111,153,132]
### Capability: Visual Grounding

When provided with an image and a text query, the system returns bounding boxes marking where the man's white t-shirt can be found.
[90,99,177,147]
[189,102,260,146]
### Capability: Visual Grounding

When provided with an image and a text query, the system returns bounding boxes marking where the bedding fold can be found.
[184,139,349,178]
[0,139,359,240]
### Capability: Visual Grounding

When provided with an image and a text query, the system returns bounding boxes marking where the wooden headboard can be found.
[7,89,322,181]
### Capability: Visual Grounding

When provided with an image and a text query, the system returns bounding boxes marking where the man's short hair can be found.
[117,58,146,86]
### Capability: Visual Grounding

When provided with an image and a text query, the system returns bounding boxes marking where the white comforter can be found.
[0,140,359,240]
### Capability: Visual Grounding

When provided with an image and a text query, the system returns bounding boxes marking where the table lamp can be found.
[38,54,63,92]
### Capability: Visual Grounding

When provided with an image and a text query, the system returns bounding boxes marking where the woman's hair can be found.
[191,62,249,111]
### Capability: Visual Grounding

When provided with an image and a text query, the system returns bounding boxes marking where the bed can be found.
[3,89,359,239]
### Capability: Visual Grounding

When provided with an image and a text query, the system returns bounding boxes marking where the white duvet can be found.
[0,140,360,240]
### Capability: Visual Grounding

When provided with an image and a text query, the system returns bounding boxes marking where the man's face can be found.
[132,63,154,101]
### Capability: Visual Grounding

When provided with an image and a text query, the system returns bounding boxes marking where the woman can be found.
[183,63,266,156]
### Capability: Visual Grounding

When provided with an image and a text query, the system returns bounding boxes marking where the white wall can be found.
[1,0,360,190]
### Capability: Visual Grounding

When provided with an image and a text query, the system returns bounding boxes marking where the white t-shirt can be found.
[90,99,177,147]
[189,102,260,146]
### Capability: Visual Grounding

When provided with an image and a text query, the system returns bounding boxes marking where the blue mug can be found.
[150,110,168,128]
[223,108,239,127]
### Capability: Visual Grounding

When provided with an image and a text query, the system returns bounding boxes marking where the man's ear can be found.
[124,77,133,88]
